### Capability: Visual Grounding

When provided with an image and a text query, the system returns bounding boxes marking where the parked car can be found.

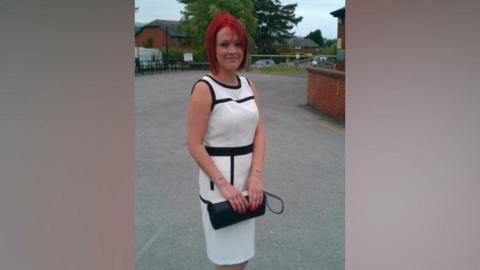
[311,56,327,67]
[251,59,275,68]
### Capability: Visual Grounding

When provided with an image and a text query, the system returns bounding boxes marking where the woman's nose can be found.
[227,45,237,53]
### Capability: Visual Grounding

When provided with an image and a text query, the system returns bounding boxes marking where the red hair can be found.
[205,11,248,74]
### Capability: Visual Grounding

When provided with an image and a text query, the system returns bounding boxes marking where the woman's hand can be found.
[247,173,264,211]
[217,180,249,214]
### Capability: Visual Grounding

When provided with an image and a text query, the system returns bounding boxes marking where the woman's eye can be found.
[220,43,228,47]
[235,43,242,47]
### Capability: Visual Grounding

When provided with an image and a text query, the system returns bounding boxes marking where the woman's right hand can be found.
[217,181,249,214]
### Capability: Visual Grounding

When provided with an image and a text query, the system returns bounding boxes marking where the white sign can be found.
[296,54,300,59]
[337,38,342,49]
[184,53,193,62]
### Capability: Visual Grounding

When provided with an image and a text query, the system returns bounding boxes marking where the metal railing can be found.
[248,54,336,69]
[134,59,191,75]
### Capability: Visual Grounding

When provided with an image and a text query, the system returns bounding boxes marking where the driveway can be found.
[135,71,344,270]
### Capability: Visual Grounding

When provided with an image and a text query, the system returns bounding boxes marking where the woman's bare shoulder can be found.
[190,80,213,108]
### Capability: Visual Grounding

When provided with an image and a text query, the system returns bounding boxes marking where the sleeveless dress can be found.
[193,74,259,265]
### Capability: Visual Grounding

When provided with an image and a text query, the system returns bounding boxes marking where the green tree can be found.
[143,36,153,48]
[254,0,302,53]
[177,0,256,51]
[318,38,337,55]
[306,29,323,47]
[277,41,293,54]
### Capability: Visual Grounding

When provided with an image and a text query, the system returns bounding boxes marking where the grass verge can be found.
[252,66,307,73]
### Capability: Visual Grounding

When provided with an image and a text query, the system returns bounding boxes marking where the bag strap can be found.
[199,195,210,204]
[264,191,284,214]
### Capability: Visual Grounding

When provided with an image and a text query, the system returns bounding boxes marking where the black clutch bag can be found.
[199,191,284,230]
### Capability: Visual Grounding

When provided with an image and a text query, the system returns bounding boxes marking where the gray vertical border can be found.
[347,0,480,269]
[0,0,134,269]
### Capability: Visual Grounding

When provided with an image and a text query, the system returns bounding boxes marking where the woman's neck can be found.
[210,69,237,86]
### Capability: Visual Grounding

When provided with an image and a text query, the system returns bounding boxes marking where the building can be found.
[330,7,345,71]
[135,20,186,49]
[135,22,144,35]
[305,6,346,121]
[289,37,320,53]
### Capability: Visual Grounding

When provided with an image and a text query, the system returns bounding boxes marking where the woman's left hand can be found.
[247,175,264,211]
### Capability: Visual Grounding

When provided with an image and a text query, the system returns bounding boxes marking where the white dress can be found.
[193,74,259,265]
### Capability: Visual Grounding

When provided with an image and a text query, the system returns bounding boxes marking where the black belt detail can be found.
[205,143,253,191]
[205,144,253,156]
[230,156,234,186]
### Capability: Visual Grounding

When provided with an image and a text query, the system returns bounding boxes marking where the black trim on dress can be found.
[230,156,234,186]
[214,96,255,105]
[206,143,254,191]
[246,77,251,87]
[205,74,242,89]
[205,144,254,156]
[237,96,255,103]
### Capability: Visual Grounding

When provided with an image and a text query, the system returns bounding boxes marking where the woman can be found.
[187,11,265,270]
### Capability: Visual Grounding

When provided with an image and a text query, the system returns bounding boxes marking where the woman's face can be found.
[215,27,244,73]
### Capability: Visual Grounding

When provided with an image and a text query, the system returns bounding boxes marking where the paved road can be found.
[135,71,344,270]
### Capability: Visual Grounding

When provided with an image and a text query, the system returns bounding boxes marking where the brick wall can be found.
[135,28,181,49]
[336,60,345,72]
[307,67,345,121]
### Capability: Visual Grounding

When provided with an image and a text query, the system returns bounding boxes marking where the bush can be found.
[158,48,208,62]
[193,49,207,62]
[159,48,184,62]
[318,45,336,55]
[258,46,278,55]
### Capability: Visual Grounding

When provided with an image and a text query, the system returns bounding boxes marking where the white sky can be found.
[134,0,345,39]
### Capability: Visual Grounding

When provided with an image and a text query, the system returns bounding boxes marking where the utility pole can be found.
[165,24,169,64]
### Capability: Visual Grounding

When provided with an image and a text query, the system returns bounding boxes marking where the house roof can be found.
[289,38,319,48]
[135,22,144,34]
[135,25,143,35]
[137,20,186,37]
[330,7,345,19]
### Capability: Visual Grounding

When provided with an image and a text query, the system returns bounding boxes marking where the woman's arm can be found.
[187,81,249,214]
[246,80,265,211]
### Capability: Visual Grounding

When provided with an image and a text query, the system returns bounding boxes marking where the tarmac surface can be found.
[135,71,345,270]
